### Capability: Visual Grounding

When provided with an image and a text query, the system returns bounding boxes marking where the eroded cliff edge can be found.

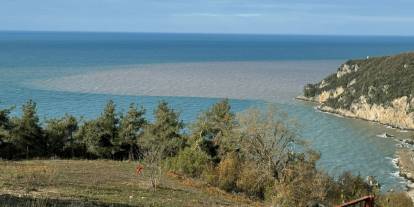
[298,52,414,130]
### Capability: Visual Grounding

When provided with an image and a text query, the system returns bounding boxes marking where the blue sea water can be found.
[1,31,414,191]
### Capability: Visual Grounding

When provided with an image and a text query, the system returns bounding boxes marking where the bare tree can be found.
[143,143,164,191]
[236,106,299,181]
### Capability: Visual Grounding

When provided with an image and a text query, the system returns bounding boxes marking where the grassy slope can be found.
[0,160,260,207]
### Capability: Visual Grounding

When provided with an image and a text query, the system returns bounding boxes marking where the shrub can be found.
[272,160,338,207]
[217,152,240,191]
[304,84,317,97]
[236,161,273,199]
[201,164,218,186]
[337,172,378,202]
[166,147,210,178]
[377,192,413,207]
[0,141,18,160]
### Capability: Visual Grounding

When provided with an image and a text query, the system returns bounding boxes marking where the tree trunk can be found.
[129,143,135,161]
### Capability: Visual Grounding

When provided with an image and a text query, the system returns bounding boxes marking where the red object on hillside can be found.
[336,195,375,207]
[135,164,144,176]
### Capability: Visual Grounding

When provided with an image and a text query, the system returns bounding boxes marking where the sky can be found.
[1,0,414,35]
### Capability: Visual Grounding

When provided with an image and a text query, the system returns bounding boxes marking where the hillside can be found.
[0,160,259,207]
[1,98,413,206]
[299,52,414,129]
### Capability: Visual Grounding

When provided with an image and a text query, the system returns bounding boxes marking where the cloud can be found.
[172,13,262,18]
[1,0,414,35]
[234,13,262,17]
[343,15,414,23]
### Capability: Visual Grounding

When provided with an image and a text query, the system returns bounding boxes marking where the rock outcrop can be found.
[397,149,414,201]
[299,52,414,130]
[319,96,414,129]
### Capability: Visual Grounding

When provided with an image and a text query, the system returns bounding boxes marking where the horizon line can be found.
[1,29,414,38]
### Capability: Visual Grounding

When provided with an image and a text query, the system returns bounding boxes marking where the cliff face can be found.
[300,52,414,129]
[319,96,414,129]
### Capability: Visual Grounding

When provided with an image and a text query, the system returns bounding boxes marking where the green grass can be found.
[0,160,260,207]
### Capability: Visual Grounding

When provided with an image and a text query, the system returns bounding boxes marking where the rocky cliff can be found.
[299,52,414,129]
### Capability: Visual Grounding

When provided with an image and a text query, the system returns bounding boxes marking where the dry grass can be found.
[0,160,261,207]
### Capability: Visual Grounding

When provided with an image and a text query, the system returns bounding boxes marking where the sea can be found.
[1,31,414,191]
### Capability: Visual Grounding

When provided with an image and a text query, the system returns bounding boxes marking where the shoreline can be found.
[295,96,414,131]
[296,96,414,201]
[396,149,414,201]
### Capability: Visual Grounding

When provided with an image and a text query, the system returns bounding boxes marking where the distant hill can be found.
[299,52,414,129]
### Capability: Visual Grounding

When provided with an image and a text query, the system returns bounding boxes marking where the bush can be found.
[337,172,378,202]
[0,141,18,160]
[272,160,338,207]
[216,152,240,191]
[236,161,273,199]
[377,192,413,207]
[304,84,317,97]
[201,164,218,186]
[166,147,210,178]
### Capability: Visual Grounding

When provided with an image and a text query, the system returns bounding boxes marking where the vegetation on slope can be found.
[0,100,412,206]
[304,52,414,110]
[0,160,259,207]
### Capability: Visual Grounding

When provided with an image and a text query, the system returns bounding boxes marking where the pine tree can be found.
[0,106,12,140]
[117,103,146,160]
[99,100,118,142]
[11,100,45,158]
[191,99,237,163]
[142,101,185,158]
[0,106,15,159]
[78,100,119,158]
[45,114,78,157]
[76,120,101,158]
